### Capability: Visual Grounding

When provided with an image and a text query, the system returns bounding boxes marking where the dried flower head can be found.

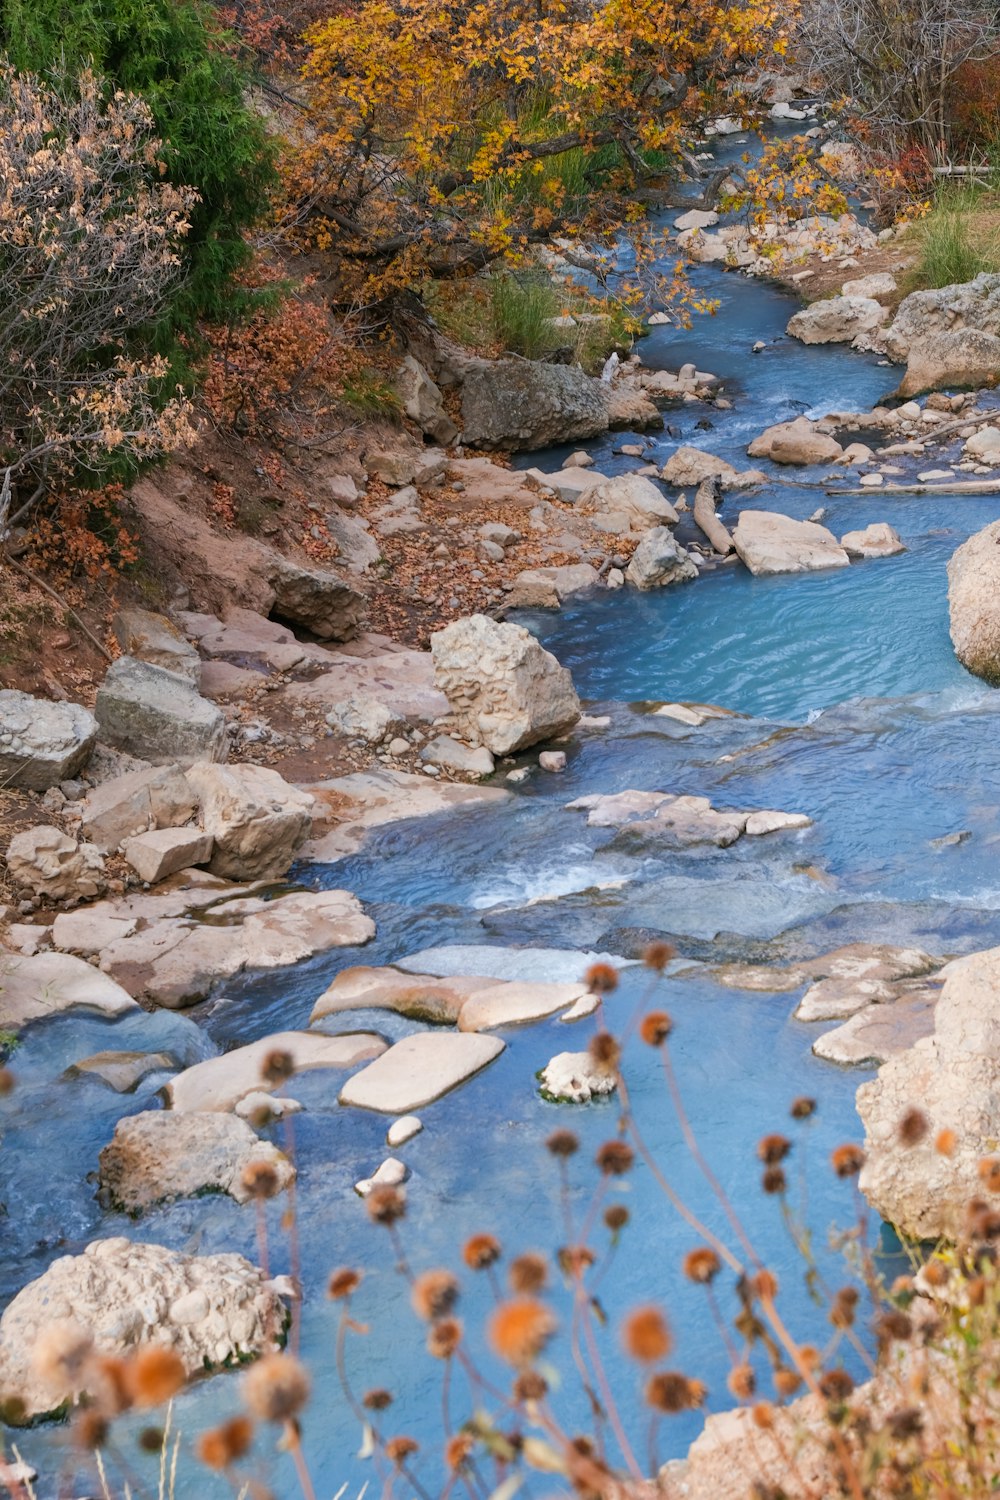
[640,1010,673,1046]
[773,1366,802,1399]
[936,1127,957,1157]
[137,1427,164,1454]
[463,1233,501,1271]
[445,1433,475,1470]
[877,1310,913,1348]
[757,1134,791,1165]
[197,1417,254,1470]
[645,1372,704,1413]
[427,1318,463,1360]
[513,1370,548,1403]
[129,1348,186,1409]
[831,1144,865,1178]
[546,1129,579,1159]
[584,962,618,995]
[88,1356,132,1418]
[683,1248,721,1284]
[0,1067,14,1097]
[596,1139,634,1176]
[818,1369,855,1403]
[887,1407,924,1441]
[761,1166,786,1195]
[509,1253,548,1295]
[750,1269,778,1302]
[727,1365,756,1400]
[790,1096,816,1120]
[589,1031,621,1072]
[968,1275,988,1307]
[920,1258,950,1288]
[243,1354,309,1423]
[830,1286,860,1329]
[241,1159,281,1201]
[897,1107,929,1148]
[979,1157,1000,1194]
[32,1318,94,1394]
[362,1387,393,1411]
[386,1436,419,1465]
[366,1185,406,1225]
[260,1049,295,1086]
[412,1270,459,1322]
[246,1101,278,1129]
[328,1267,362,1301]
[752,1402,775,1430]
[604,1204,630,1233]
[489,1298,557,1366]
[643,940,675,971]
[622,1306,672,1364]
[73,1408,108,1451]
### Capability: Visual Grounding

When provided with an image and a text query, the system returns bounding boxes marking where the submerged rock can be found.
[0,691,97,792]
[0,1239,286,1422]
[747,416,843,466]
[813,988,938,1067]
[840,523,905,559]
[431,614,580,754]
[947,519,1000,683]
[98,1111,294,1211]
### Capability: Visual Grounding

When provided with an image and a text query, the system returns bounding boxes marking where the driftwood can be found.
[693,476,734,554]
[826,480,1000,497]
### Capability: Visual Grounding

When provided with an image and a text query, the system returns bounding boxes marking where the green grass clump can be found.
[489,274,561,358]
[909,185,1000,289]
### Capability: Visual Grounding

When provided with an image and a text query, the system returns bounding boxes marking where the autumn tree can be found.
[287,0,793,305]
[0,66,194,542]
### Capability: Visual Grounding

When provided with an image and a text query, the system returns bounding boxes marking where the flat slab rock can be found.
[65,1050,179,1092]
[0,1238,286,1422]
[166,1030,387,1113]
[339,1032,505,1113]
[311,964,596,1031]
[99,1110,294,1211]
[733,510,851,575]
[0,950,137,1031]
[812,989,938,1067]
[394,944,635,984]
[712,943,939,999]
[303,769,510,861]
[567,790,810,847]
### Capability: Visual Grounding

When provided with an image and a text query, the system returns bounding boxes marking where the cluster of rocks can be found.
[567,789,812,847]
[677,209,881,279]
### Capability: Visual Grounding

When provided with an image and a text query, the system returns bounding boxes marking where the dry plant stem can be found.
[577,1282,643,1480]
[334,1304,367,1428]
[285,1422,318,1500]
[254,1198,270,1281]
[570,1269,612,1461]
[281,1114,303,1354]
[2,552,112,662]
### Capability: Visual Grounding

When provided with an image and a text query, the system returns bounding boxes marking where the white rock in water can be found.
[387,1115,423,1146]
[744,810,813,836]
[355,1157,408,1197]
[0,951,136,1032]
[539,751,567,772]
[540,1051,618,1102]
[340,1032,505,1113]
[859,472,884,487]
[840,523,905,559]
[732,511,850,576]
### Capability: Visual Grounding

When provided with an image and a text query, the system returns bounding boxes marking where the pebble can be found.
[387,737,410,756]
[387,1115,423,1147]
[506,767,531,784]
[355,1157,409,1197]
[422,764,440,776]
[539,751,567,772]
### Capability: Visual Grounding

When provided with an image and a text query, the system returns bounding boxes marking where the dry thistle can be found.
[411,1270,459,1321]
[72,1408,108,1451]
[427,1318,462,1359]
[773,1367,802,1399]
[683,1248,721,1284]
[362,1387,393,1410]
[445,1433,475,1470]
[645,1372,705,1413]
[595,1139,634,1175]
[750,1269,778,1301]
[640,1010,673,1045]
[897,1107,929,1148]
[366,1184,406,1225]
[513,1370,548,1403]
[877,1310,913,1348]
[589,1030,621,1071]
[328,1267,362,1300]
[243,1354,310,1422]
[88,1356,132,1418]
[886,1407,924,1440]
[830,1286,860,1329]
[509,1253,548,1294]
[979,1156,1000,1193]
[137,1427,164,1453]
[546,1128,579,1158]
[584,961,618,994]
[761,1167,786,1195]
[727,1365,756,1400]
[241,1159,281,1201]
[196,1416,254,1470]
[936,1127,957,1156]
[818,1368,854,1403]
[831,1143,865,1178]
[790,1096,816,1120]
[462,1233,501,1271]
[129,1348,186,1408]
[621,1306,672,1363]
[643,940,675,971]
[604,1204,630,1232]
[757,1133,791,1165]
[752,1401,775,1429]
[385,1436,419,1464]
[0,1067,14,1097]
[488,1298,557,1366]
[260,1049,295,1086]
[558,1244,596,1277]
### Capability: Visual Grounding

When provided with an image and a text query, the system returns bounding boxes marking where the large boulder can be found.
[505,564,600,609]
[6,826,105,901]
[857,946,1000,1239]
[112,610,201,686]
[98,1111,294,1212]
[266,557,366,641]
[577,473,678,533]
[80,765,198,853]
[95,658,227,766]
[625,528,698,589]
[748,416,844,466]
[840,523,905,559]
[430,614,581,754]
[948,520,1000,682]
[0,1238,286,1421]
[392,354,458,444]
[733,510,851,575]
[896,328,1000,397]
[660,446,740,486]
[883,271,1000,362]
[167,1029,387,1113]
[786,295,887,345]
[185,763,314,880]
[0,691,96,792]
[460,359,609,451]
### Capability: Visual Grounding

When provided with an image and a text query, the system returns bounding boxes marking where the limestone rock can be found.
[65,1050,178,1092]
[897,329,1000,398]
[419,736,495,777]
[185,763,314,880]
[506,564,600,609]
[813,990,937,1067]
[80,764,197,852]
[0,950,137,1031]
[857,946,1000,1239]
[674,208,719,231]
[743,810,813,836]
[0,1239,286,1421]
[0,691,96,792]
[748,415,844,465]
[539,1050,617,1102]
[948,520,1000,683]
[659,446,740,486]
[883,271,1000,363]
[122,827,214,885]
[431,614,580,754]
[265,556,366,641]
[98,1111,294,1211]
[841,272,897,299]
[840,523,905,559]
[52,910,138,956]
[625,527,698,589]
[95,658,227,766]
[339,1032,505,1112]
[6,826,106,901]
[786,295,887,344]
[325,694,404,744]
[795,946,939,1022]
[387,1115,422,1146]
[311,964,594,1031]
[392,354,458,444]
[167,1029,387,1113]
[733,510,850,574]
[354,1156,408,1197]
[460,359,610,451]
[112,610,201,685]
[963,424,1000,460]
[578,473,678,532]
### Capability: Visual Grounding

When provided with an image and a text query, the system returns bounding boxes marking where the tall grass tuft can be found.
[489,274,560,358]
[913,185,1000,288]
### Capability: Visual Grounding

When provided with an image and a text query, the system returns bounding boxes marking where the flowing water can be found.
[8,149,1000,1496]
